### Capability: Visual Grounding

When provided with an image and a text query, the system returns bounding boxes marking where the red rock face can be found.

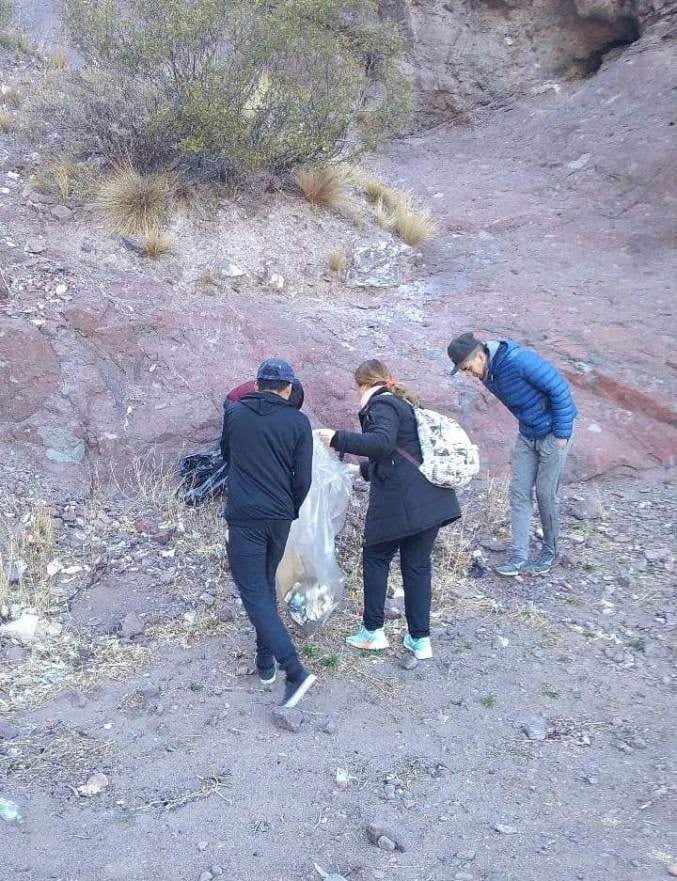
[0,7,675,496]
[0,322,60,423]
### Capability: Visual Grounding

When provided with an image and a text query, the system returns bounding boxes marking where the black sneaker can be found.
[282,672,317,708]
[257,662,277,685]
[494,555,528,577]
[527,551,556,576]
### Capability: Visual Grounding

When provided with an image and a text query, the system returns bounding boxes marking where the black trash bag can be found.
[176,448,228,506]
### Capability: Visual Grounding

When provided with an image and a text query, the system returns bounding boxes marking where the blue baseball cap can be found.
[256,357,296,384]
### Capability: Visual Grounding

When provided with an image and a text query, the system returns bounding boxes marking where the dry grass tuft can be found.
[360,173,438,246]
[0,84,20,107]
[390,198,438,246]
[139,228,174,258]
[295,163,350,208]
[509,603,551,630]
[0,107,13,133]
[36,158,100,201]
[50,47,69,69]
[0,499,57,614]
[373,197,397,230]
[328,247,348,272]
[483,474,510,533]
[97,165,174,236]
[360,174,401,210]
[197,269,218,290]
[0,634,149,713]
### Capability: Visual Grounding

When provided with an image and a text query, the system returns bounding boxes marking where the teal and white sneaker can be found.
[403,633,433,660]
[346,625,390,651]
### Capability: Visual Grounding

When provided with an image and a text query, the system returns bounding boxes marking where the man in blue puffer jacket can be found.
[447,333,577,576]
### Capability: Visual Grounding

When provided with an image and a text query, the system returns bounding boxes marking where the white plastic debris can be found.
[77,773,109,797]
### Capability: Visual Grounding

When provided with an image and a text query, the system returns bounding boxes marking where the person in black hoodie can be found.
[318,359,460,660]
[221,358,316,708]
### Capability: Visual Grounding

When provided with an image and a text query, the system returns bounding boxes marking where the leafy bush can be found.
[50,0,409,177]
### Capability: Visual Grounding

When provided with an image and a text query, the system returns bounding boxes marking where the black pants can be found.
[227,520,305,682]
[362,525,440,638]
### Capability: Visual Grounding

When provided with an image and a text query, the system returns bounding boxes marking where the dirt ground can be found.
[1,465,676,881]
[1,5,676,881]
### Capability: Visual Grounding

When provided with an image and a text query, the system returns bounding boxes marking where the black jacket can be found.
[331,389,460,545]
[221,392,313,524]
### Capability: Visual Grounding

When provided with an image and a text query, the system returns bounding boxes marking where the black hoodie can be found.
[221,392,313,524]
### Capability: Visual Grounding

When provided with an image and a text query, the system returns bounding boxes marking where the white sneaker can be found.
[403,633,433,660]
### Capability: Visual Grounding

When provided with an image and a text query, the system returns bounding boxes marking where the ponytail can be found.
[354,360,419,406]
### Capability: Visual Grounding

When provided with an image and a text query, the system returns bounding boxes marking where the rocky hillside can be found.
[0,1,675,502]
[384,0,677,115]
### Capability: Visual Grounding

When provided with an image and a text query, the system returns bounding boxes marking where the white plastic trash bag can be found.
[276,432,353,634]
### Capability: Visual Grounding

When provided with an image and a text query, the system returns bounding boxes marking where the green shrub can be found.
[50,0,410,176]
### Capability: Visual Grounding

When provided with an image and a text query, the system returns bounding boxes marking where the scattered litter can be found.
[77,772,109,797]
[0,797,23,824]
[0,613,40,642]
[335,768,349,790]
[46,559,63,577]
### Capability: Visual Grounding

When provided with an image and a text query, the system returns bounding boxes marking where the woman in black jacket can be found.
[319,359,460,659]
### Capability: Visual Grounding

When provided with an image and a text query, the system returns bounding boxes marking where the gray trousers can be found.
[510,432,572,560]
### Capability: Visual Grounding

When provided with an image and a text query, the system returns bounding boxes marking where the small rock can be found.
[455,873,475,881]
[571,498,603,521]
[120,612,144,639]
[517,715,548,741]
[272,707,303,732]
[209,867,223,877]
[198,872,213,881]
[216,606,235,623]
[479,536,507,553]
[199,592,216,607]
[455,849,476,862]
[0,720,20,740]
[321,718,337,735]
[50,205,74,222]
[400,655,418,670]
[666,865,677,877]
[217,260,245,278]
[377,836,396,852]
[26,238,46,254]
[139,685,161,700]
[493,823,518,835]
[77,772,109,797]
[366,822,409,852]
[645,547,671,563]
[152,529,174,546]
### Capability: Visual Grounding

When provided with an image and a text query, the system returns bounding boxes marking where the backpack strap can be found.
[395,446,421,468]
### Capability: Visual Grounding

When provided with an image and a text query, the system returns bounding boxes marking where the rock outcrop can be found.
[381,0,675,116]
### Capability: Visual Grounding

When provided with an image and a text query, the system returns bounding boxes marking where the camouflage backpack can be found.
[396,404,480,490]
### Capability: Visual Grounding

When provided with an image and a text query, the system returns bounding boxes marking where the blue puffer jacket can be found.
[484,340,577,439]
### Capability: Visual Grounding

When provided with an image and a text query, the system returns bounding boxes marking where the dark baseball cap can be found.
[256,357,296,384]
[447,332,484,375]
